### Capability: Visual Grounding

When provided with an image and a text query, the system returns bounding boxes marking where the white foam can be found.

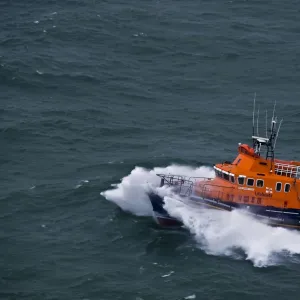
[101,164,214,216]
[75,179,89,189]
[133,32,147,37]
[161,271,174,277]
[184,295,196,299]
[163,196,300,267]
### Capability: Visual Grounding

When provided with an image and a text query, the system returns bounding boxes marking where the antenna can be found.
[272,100,276,122]
[265,110,268,138]
[256,105,260,136]
[274,119,283,149]
[252,93,256,137]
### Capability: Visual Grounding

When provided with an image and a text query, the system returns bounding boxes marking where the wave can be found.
[101,164,300,267]
[164,196,300,267]
[101,164,213,216]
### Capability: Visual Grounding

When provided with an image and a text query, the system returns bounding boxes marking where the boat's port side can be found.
[147,191,183,227]
[189,195,300,228]
[153,211,183,228]
[148,192,168,215]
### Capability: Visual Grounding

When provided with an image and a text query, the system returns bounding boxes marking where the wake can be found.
[101,164,300,267]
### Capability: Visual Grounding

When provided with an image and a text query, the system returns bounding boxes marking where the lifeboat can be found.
[148,103,300,229]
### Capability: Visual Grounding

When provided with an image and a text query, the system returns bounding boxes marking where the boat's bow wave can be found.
[100,164,214,216]
[101,164,300,267]
[163,196,300,267]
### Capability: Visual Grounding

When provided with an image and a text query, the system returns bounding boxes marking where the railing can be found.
[156,174,212,197]
[156,173,213,184]
[274,162,300,178]
[156,173,233,199]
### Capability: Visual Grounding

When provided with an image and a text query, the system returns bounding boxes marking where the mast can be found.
[251,98,282,163]
[252,93,256,148]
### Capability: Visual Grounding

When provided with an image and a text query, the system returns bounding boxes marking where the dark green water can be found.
[2,0,300,299]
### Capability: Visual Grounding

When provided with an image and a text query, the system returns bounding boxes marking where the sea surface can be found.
[1,0,300,299]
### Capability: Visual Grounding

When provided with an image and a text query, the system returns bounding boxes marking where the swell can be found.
[0,62,101,91]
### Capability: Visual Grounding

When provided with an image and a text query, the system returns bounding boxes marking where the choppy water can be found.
[2,0,300,299]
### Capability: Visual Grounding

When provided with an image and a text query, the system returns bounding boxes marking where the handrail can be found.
[156,173,233,199]
[274,162,300,178]
[187,176,214,182]
[274,162,299,169]
[275,162,299,167]
[156,173,214,180]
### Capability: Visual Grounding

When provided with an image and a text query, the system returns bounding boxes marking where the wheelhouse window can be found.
[276,182,282,192]
[285,183,291,193]
[223,173,230,181]
[247,178,254,186]
[215,168,235,183]
[256,179,264,188]
[238,176,245,185]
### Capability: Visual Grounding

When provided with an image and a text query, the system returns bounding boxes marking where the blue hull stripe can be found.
[148,192,300,229]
